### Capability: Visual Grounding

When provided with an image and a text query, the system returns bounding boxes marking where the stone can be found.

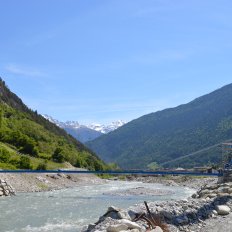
[215,205,231,215]
[208,193,217,198]
[106,212,119,220]
[118,219,141,230]
[217,193,230,197]
[222,187,231,193]
[162,211,173,220]
[192,193,197,199]
[4,190,9,196]
[208,184,219,190]
[212,210,218,215]
[228,189,232,194]
[175,216,189,225]
[199,190,210,197]
[86,224,96,231]
[128,210,137,221]
[57,173,66,178]
[108,206,120,212]
[107,224,128,232]
[150,226,163,232]
[117,211,131,220]
[49,175,59,179]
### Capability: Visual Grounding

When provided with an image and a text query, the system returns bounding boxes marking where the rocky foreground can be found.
[83,179,232,232]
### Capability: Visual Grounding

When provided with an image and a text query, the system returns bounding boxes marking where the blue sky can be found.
[1,0,232,124]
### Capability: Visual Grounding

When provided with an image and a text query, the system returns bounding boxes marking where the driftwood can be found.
[133,201,170,232]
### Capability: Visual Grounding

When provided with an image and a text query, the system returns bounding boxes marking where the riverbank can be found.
[0,168,106,193]
[84,177,232,232]
[123,175,217,190]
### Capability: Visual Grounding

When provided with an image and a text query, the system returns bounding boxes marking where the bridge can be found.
[0,169,222,177]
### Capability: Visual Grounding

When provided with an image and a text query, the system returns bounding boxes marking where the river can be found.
[0,181,194,232]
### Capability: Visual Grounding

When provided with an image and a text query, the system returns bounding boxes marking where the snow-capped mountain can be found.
[42,115,126,142]
[87,120,126,134]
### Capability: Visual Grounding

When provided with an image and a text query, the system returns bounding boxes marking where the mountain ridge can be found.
[87,83,232,169]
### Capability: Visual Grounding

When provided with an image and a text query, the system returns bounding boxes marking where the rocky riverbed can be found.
[1,173,231,232]
[83,178,232,232]
[0,169,106,194]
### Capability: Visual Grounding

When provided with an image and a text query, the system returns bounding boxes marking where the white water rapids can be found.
[0,181,195,232]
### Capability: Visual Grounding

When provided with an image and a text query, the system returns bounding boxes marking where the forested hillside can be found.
[0,78,107,170]
[87,83,232,169]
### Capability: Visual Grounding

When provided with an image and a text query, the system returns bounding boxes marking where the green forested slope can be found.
[0,78,106,170]
[87,83,232,169]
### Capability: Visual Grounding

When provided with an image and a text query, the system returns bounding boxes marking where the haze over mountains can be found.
[43,115,126,142]
[87,83,232,169]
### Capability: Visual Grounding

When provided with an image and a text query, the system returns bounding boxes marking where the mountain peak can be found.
[42,115,126,142]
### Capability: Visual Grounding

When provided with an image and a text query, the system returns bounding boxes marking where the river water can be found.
[0,181,194,232]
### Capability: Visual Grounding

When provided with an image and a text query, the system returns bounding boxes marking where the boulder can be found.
[118,219,141,230]
[215,205,231,215]
[108,206,120,212]
[117,211,131,220]
[107,224,128,232]
[127,210,137,221]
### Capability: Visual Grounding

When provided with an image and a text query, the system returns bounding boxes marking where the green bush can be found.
[36,161,47,170]
[0,147,11,163]
[18,156,32,169]
[52,147,65,163]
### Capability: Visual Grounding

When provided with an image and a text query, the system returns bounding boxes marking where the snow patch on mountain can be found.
[87,120,126,134]
[42,115,126,134]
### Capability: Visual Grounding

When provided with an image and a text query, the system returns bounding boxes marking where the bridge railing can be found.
[0,170,223,176]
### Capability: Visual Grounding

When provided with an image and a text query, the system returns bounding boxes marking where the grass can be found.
[0,162,16,169]
[36,182,49,190]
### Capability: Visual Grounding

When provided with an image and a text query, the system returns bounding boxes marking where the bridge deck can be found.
[0,170,222,176]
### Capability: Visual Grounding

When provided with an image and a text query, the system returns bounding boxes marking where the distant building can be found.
[194,166,218,174]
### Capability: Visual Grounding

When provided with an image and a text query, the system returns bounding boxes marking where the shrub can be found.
[0,147,11,163]
[36,161,47,170]
[52,147,65,163]
[18,156,32,169]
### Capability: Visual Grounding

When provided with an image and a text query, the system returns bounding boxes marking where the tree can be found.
[52,147,65,163]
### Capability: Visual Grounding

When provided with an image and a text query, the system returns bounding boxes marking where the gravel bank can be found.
[84,177,232,232]
[0,169,106,193]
